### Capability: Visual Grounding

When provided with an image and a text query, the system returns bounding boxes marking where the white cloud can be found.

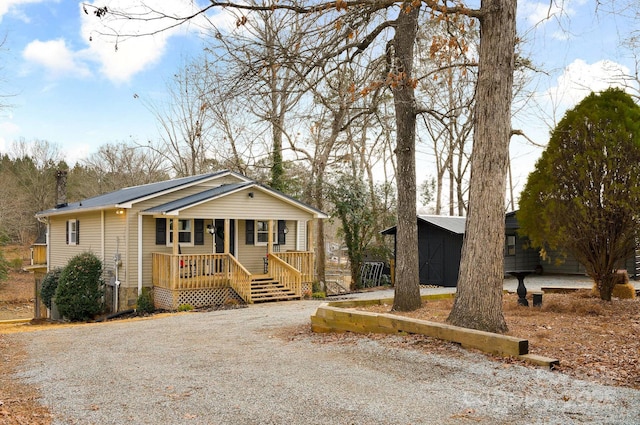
[79,0,217,83]
[65,141,90,165]
[22,38,92,78]
[0,120,21,153]
[0,0,52,23]
[548,59,631,109]
[520,1,566,27]
[519,0,590,38]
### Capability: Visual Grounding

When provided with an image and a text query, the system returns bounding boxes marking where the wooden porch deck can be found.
[152,252,314,308]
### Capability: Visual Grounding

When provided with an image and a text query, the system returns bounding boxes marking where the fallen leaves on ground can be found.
[351,291,640,390]
[0,335,52,425]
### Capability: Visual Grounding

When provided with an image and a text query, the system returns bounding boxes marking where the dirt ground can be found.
[1,265,639,423]
[0,249,50,424]
[361,291,640,390]
[0,246,35,321]
[0,270,35,321]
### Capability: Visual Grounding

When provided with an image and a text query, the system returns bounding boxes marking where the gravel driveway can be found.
[13,297,640,425]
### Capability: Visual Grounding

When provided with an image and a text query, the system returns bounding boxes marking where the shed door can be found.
[419,238,444,286]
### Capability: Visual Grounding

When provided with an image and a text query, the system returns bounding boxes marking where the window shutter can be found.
[76,220,79,245]
[156,218,166,245]
[246,220,255,245]
[277,220,286,245]
[66,220,69,245]
[194,219,204,245]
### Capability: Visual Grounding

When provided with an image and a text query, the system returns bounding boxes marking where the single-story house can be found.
[35,170,327,311]
[382,212,639,287]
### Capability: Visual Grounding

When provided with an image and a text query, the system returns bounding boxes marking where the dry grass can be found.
[0,248,35,321]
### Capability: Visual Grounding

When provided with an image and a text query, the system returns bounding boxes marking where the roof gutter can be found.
[35,205,128,219]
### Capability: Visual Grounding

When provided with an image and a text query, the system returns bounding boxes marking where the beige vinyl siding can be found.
[103,210,128,287]
[128,176,247,290]
[48,212,103,269]
[130,176,247,213]
[237,219,298,274]
[140,214,160,289]
[296,220,307,251]
[181,189,312,221]
[139,216,224,288]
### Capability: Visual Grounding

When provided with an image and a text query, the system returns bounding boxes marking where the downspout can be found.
[138,213,143,296]
[114,237,121,312]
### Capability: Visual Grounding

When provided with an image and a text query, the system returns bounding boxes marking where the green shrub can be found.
[136,290,155,315]
[312,291,326,299]
[55,252,104,321]
[177,303,193,312]
[312,281,322,293]
[40,268,62,310]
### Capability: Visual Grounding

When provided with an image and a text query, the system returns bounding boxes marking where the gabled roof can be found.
[143,182,252,215]
[36,170,328,219]
[419,215,466,234]
[381,215,466,235]
[36,170,251,217]
[143,181,328,218]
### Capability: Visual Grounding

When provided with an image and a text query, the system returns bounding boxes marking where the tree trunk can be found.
[312,177,327,288]
[447,0,516,333]
[391,4,421,312]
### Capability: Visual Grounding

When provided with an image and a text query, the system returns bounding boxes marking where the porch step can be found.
[251,277,298,302]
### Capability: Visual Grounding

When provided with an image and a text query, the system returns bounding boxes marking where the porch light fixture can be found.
[207,224,216,235]
[283,226,289,234]
[115,209,125,215]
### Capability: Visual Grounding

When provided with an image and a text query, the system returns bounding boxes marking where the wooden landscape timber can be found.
[310,294,559,368]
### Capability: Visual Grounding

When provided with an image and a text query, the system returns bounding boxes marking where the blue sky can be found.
[0,1,637,199]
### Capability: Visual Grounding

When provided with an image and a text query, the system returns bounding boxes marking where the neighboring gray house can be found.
[383,212,639,287]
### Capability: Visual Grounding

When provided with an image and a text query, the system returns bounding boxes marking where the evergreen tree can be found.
[518,88,640,301]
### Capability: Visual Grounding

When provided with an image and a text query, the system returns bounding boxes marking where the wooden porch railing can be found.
[227,255,252,303]
[152,253,251,303]
[272,251,314,283]
[268,254,302,298]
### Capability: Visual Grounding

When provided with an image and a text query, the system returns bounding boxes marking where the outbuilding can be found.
[383,212,639,288]
[382,215,465,287]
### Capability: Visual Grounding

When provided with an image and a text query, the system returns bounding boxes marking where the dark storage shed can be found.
[382,215,465,287]
[383,212,639,288]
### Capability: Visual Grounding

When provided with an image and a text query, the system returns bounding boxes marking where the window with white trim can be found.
[67,219,78,245]
[255,220,276,246]
[168,219,193,246]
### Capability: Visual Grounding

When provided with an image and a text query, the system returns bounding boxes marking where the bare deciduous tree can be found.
[142,63,216,177]
[75,141,169,198]
[87,0,518,331]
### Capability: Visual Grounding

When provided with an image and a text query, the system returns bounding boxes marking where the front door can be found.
[214,219,235,256]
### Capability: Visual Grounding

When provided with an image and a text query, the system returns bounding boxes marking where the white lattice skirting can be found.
[154,287,244,310]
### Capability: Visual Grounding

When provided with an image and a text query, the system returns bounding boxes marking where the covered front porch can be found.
[151,218,316,309]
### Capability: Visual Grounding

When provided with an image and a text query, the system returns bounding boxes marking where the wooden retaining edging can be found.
[311,294,559,368]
